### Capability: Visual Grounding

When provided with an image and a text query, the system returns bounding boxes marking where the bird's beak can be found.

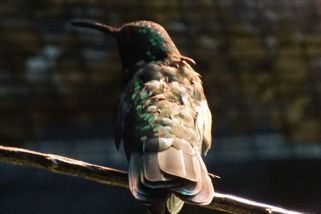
[70,20,119,35]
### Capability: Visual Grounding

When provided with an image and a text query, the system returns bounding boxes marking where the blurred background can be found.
[0,0,321,213]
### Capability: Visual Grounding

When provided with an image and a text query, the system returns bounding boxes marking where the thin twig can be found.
[0,145,304,214]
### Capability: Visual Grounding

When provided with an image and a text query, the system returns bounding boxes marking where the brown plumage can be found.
[71,20,214,214]
[116,60,213,214]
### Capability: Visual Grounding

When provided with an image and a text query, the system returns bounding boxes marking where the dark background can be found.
[0,0,321,213]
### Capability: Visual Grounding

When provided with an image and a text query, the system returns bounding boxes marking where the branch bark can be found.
[0,145,304,214]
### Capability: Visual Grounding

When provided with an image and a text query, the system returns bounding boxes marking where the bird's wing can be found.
[195,96,212,155]
[114,84,133,156]
[115,62,145,153]
[115,92,125,150]
[188,64,212,155]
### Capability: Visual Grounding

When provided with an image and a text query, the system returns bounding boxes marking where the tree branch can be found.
[0,145,303,214]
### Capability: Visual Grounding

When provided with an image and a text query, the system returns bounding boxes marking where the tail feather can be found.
[180,166,214,205]
[143,153,172,182]
[129,149,214,213]
[129,153,152,203]
[172,177,202,196]
[179,153,214,205]
[157,147,201,182]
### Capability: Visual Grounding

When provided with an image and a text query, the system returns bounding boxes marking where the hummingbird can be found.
[70,20,214,214]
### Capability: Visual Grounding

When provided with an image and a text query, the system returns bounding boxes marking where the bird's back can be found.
[115,59,213,214]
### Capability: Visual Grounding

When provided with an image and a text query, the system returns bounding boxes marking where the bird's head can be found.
[70,20,181,70]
